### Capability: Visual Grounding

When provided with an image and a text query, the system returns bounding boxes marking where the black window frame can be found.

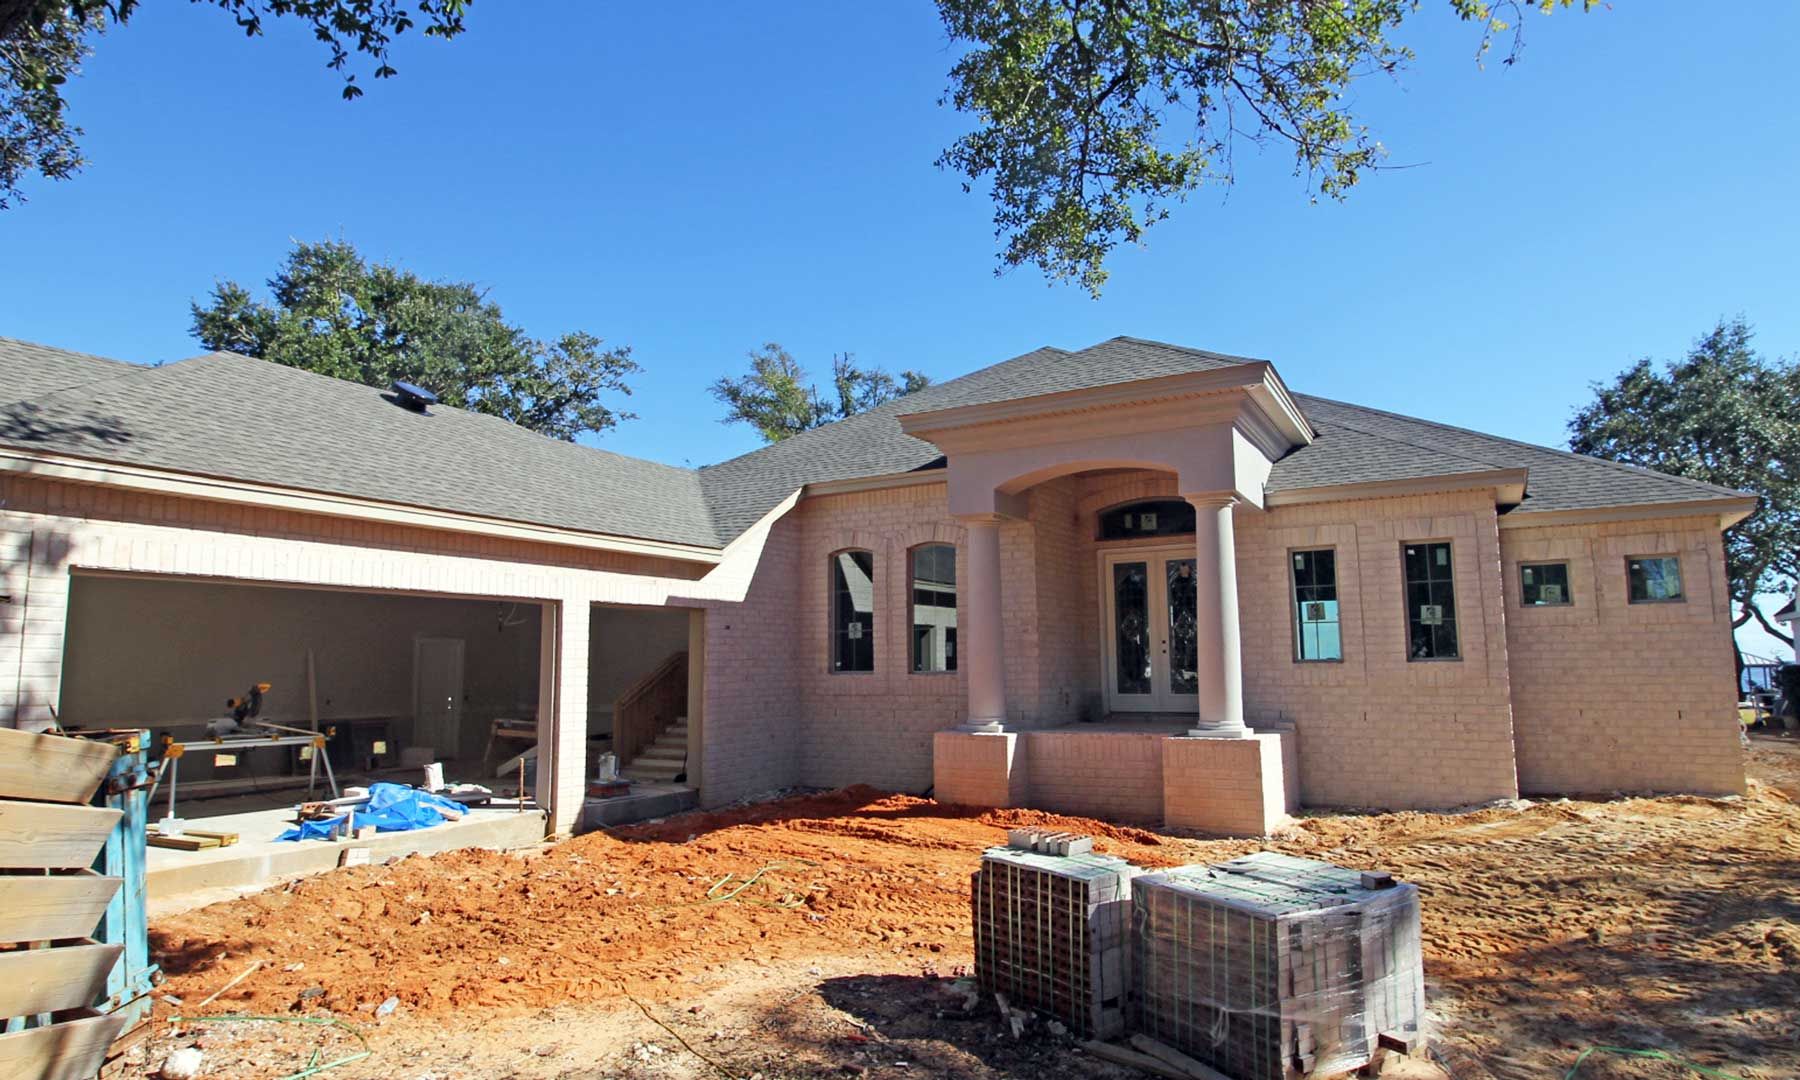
[1402,541,1460,661]
[1518,561,1573,607]
[908,543,958,674]
[830,548,876,673]
[1626,555,1685,605]
[1289,547,1342,662]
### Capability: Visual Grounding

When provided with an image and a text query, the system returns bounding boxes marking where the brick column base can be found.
[933,730,1028,807]
[1162,732,1292,836]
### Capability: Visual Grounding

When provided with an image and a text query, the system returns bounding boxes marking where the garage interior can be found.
[58,576,701,838]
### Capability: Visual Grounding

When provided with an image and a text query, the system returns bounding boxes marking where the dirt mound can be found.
[151,787,1195,1018]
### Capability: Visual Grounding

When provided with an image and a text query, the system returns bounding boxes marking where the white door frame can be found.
[1098,545,1198,714]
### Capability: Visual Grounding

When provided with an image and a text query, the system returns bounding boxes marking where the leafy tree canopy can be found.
[191,238,637,442]
[0,0,468,207]
[1569,317,1799,656]
[711,344,931,444]
[936,0,1595,295]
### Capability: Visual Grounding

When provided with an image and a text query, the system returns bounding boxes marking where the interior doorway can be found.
[1100,546,1199,713]
[412,636,466,759]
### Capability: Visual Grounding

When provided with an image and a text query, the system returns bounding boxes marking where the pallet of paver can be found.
[970,845,1136,1039]
[1131,853,1423,1080]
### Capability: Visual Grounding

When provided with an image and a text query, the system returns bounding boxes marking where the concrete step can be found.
[579,784,698,830]
[638,745,686,763]
[623,761,684,782]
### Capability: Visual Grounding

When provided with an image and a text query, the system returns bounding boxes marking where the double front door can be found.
[1102,548,1199,713]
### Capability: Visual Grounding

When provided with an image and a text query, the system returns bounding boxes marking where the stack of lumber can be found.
[0,727,128,1080]
[971,841,1136,1039]
[1130,852,1423,1080]
[147,826,238,852]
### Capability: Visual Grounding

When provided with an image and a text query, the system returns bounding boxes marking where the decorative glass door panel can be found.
[1165,558,1198,696]
[1103,549,1203,712]
[1112,562,1152,697]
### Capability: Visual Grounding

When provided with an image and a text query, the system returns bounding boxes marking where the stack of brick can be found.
[1131,852,1423,1080]
[970,835,1135,1039]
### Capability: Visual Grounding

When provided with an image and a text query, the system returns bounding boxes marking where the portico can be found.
[905,363,1314,834]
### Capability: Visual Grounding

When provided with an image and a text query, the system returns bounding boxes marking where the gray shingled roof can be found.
[1775,599,1796,623]
[0,334,1751,553]
[1,338,135,403]
[0,341,718,548]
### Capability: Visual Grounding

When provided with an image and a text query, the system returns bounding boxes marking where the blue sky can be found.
[4,2,1796,656]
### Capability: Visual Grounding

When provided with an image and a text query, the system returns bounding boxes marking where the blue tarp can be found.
[276,782,468,842]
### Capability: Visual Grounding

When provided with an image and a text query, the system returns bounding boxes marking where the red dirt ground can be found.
[137,749,1800,1079]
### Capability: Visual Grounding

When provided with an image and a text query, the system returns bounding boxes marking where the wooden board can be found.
[0,1009,129,1080]
[0,872,123,945]
[0,941,122,1018]
[0,802,121,869]
[0,729,117,805]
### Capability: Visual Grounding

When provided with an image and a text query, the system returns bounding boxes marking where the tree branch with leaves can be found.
[192,238,637,442]
[711,344,930,443]
[935,0,1596,296]
[0,0,468,206]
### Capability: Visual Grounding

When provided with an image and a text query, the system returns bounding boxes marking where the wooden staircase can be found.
[620,717,689,783]
[612,650,690,785]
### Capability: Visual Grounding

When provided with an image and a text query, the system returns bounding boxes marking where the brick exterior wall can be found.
[697,515,804,805]
[1235,488,1522,809]
[2,457,1748,827]
[1020,729,1164,823]
[1500,516,1744,795]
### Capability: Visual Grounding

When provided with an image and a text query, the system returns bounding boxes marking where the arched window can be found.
[830,549,876,672]
[909,543,958,673]
[1097,498,1195,541]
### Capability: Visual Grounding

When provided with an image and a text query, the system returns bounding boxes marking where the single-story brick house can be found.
[0,335,1753,836]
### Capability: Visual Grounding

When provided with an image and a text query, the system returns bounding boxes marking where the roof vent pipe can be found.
[390,380,439,413]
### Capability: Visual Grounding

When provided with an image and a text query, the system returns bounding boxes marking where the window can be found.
[831,550,875,672]
[1290,549,1341,661]
[1098,499,1196,541]
[1519,562,1572,606]
[910,544,958,673]
[1403,542,1459,660]
[1627,556,1684,604]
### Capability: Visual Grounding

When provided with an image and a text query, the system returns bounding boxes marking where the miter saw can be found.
[206,681,272,737]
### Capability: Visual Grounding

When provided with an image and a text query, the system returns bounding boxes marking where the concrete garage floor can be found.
[148,801,547,917]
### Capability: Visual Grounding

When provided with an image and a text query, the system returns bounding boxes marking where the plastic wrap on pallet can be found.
[1131,852,1424,1080]
[971,846,1137,1039]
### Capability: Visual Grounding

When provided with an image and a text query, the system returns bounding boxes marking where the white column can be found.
[537,598,590,835]
[958,516,1007,732]
[1186,495,1249,737]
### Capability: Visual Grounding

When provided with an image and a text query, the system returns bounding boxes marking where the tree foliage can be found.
[192,238,637,442]
[711,344,931,444]
[0,0,468,206]
[936,0,1594,295]
[1569,317,1800,655]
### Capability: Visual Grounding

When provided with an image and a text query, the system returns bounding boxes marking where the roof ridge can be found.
[698,344,1068,475]
[1102,336,1265,366]
[1297,393,1750,500]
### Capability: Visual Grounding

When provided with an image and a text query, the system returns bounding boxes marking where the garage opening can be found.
[60,573,544,816]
